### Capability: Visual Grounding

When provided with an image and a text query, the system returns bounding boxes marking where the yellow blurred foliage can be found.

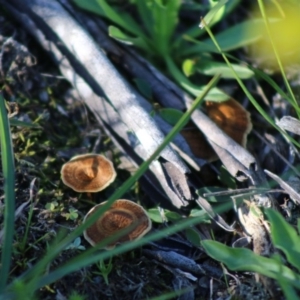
[246,3,300,71]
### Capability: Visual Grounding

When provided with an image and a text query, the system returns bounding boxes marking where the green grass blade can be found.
[9,119,41,128]
[252,68,295,108]
[200,0,228,29]
[277,276,299,300]
[108,26,150,50]
[72,0,105,16]
[96,0,145,37]
[148,287,193,300]
[151,0,180,56]
[195,60,254,79]
[135,0,154,36]
[0,94,16,292]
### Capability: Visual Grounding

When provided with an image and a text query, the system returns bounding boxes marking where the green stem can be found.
[0,94,16,292]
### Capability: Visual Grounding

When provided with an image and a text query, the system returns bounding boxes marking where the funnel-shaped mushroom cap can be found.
[83,199,152,249]
[181,98,252,161]
[205,99,252,148]
[61,154,116,192]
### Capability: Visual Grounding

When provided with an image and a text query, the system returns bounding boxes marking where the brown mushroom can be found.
[83,199,152,249]
[61,153,116,192]
[181,98,252,161]
[205,98,252,148]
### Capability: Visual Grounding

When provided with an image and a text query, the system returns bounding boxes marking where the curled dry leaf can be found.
[276,116,300,136]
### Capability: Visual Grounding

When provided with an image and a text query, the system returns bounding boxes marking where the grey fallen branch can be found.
[143,248,224,280]
[143,249,206,276]
[264,169,300,205]
[3,0,194,209]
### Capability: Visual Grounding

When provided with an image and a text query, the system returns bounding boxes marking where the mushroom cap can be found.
[83,199,152,249]
[181,98,252,161]
[205,98,252,148]
[61,153,116,192]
